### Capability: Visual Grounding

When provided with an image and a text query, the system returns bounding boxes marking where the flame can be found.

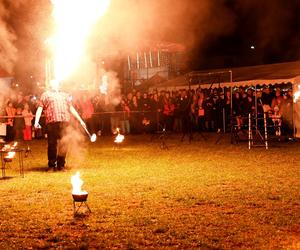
[3,142,18,159]
[114,128,125,143]
[50,0,110,81]
[294,85,300,103]
[5,151,16,159]
[99,75,108,94]
[11,142,18,149]
[71,171,87,195]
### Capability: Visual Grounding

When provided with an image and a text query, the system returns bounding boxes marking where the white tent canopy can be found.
[149,60,300,91]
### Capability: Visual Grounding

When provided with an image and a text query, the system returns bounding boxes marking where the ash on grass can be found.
[0,135,299,249]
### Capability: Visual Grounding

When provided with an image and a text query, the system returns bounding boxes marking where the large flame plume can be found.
[50,0,110,82]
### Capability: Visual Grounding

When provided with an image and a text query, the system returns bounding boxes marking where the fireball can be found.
[49,0,110,81]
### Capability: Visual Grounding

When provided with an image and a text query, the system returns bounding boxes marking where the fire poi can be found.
[82,124,97,142]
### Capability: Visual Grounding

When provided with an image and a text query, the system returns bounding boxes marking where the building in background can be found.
[0,68,14,87]
[95,41,186,92]
[124,41,186,89]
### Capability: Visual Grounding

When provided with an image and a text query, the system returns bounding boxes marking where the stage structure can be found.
[121,41,186,89]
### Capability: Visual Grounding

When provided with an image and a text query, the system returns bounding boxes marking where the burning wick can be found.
[114,128,125,144]
[71,171,87,195]
[80,122,97,142]
[90,133,97,142]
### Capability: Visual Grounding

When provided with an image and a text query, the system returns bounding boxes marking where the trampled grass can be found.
[0,134,299,249]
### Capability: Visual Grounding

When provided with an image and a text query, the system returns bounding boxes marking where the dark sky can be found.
[1,0,300,82]
[191,0,300,69]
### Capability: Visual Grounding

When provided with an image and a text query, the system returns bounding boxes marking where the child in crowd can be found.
[5,101,16,141]
[22,103,33,141]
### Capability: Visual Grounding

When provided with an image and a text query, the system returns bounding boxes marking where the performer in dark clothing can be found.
[13,107,25,141]
[179,91,192,140]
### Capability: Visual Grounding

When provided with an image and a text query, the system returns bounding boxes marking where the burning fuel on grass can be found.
[114,128,124,144]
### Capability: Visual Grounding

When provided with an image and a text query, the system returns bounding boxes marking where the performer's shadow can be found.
[29,166,49,172]
[0,176,14,180]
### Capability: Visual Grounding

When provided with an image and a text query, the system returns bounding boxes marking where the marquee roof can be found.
[149,60,300,90]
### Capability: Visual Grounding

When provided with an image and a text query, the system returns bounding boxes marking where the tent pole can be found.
[255,85,258,134]
[223,86,226,133]
[293,85,296,138]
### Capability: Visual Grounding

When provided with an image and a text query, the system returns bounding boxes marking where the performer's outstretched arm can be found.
[34,106,43,128]
[69,105,86,128]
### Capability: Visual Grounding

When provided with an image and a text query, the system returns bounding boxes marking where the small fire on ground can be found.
[71,171,88,195]
[114,128,124,143]
[3,142,18,161]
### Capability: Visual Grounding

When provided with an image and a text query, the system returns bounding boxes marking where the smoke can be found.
[98,69,121,106]
[1,0,298,89]
[0,79,10,117]
[2,0,51,80]
[0,0,235,107]
[90,0,235,56]
[0,2,18,74]
[1,0,235,74]
[60,125,87,169]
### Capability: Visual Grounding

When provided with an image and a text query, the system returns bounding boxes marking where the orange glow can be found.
[50,0,110,81]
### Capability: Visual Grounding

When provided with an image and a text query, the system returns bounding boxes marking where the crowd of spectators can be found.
[0,84,294,142]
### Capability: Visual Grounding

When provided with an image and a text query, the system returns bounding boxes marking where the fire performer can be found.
[34,79,87,171]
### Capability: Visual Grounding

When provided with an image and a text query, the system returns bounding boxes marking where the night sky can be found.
[190,0,300,69]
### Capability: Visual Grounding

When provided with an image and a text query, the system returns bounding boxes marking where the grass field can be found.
[0,134,299,249]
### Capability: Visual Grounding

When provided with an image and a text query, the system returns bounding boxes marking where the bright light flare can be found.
[71,171,87,195]
[50,0,110,81]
